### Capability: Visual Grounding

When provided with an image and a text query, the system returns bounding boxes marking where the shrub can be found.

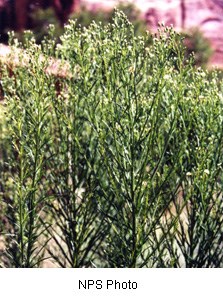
[30,7,63,44]
[182,28,213,67]
[15,3,149,45]
[70,2,148,37]
[0,12,222,267]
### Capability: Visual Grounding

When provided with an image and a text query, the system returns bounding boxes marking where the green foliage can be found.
[71,2,148,37]
[30,8,63,44]
[7,4,214,68]
[70,5,111,28]
[23,3,148,44]
[183,28,213,67]
[0,12,223,267]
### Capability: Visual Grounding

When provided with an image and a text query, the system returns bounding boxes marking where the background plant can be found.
[182,28,213,67]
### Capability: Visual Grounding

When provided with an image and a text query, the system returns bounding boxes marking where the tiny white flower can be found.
[128,66,135,73]
[204,169,210,175]
[186,172,192,176]
[164,74,171,80]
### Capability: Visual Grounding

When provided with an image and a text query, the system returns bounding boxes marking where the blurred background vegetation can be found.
[0,2,214,68]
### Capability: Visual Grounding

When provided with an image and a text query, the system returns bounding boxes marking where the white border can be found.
[0,269,222,303]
